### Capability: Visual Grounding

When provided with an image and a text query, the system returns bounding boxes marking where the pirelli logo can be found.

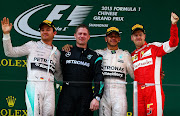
[133,58,153,70]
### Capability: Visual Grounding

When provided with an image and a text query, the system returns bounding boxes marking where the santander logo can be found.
[14,4,105,40]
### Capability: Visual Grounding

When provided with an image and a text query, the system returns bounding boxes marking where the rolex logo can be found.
[6,96,16,107]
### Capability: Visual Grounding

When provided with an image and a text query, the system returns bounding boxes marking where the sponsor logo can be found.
[66,82,69,85]
[87,54,93,60]
[142,49,152,58]
[111,50,116,54]
[34,57,55,65]
[103,58,108,61]
[0,109,27,116]
[118,59,124,63]
[55,51,57,55]
[0,96,27,116]
[127,112,133,116]
[66,60,90,67]
[141,51,144,57]
[65,52,71,57]
[141,85,146,89]
[119,54,123,59]
[103,71,125,78]
[147,103,153,115]
[56,83,62,92]
[14,4,105,40]
[37,94,40,115]
[103,66,124,72]
[6,96,16,107]
[118,54,124,63]
[31,62,55,74]
[40,77,44,80]
[0,59,27,67]
[132,54,138,62]
[133,58,153,70]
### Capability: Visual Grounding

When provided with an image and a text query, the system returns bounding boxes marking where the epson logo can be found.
[14,4,105,40]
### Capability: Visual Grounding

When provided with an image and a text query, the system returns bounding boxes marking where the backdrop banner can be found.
[0,0,180,115]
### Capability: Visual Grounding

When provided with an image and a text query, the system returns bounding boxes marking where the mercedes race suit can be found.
[96,48,134,116]
[3,34,62,116]
[56,45,104,116]
[131,24,179,116]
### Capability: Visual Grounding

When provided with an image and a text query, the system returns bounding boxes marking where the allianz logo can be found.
[14,4,105,41]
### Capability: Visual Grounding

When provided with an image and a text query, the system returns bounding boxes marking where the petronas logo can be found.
[6,96,16,107]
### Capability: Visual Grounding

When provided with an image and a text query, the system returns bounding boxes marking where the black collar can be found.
[74,44,89,51]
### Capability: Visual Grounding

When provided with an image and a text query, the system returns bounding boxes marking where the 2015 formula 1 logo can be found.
[14,4,105,40]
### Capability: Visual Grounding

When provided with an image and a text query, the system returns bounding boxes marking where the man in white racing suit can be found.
[1,18,62,116]
[96,27,134,116]
[62,27,134,116]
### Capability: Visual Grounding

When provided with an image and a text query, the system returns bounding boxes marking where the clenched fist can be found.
[171,12,179,24]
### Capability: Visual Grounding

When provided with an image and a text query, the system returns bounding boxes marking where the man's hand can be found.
[160,71,165,80]
[103,48,107,51]
[1,17,13,34]
[171,12,179,24]
[62,44,73,52]
[89,98,99,111]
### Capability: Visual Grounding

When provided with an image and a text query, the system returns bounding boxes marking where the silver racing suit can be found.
[3,34,62,116]
[95,48,134,116]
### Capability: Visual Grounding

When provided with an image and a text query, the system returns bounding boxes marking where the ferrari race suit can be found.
[56,45,104,116]
[131,24,179,116]
[96,48,134,116]
[3,34,62,116]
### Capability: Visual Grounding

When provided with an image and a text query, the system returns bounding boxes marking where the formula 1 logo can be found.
[14,4,105,40]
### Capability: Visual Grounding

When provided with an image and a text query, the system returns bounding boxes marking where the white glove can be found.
[171,12,179,24]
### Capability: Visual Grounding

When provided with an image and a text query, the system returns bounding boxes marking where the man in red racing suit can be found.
[131,12,179,116]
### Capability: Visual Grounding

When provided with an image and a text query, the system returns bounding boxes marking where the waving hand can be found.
[1,17,12,34]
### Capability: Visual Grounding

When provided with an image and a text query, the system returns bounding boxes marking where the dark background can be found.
[0,0,180,115]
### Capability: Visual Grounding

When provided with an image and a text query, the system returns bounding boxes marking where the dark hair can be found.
[75,24,90,34]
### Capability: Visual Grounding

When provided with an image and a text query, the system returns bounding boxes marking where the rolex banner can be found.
[0,0,180,115]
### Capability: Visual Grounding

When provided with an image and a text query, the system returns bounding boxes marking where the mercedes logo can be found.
[65,52,71,57]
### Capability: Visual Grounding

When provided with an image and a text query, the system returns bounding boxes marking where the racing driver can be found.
[96,27,134,116]
[131,12,179,116]
[1,18,62,116]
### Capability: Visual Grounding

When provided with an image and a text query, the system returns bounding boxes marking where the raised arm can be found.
[156,12,179,57]
[1,17,31,57]
[1,17,12,34]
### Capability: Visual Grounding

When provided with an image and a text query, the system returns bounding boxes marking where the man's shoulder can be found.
[131,49,136,56]
[88,48,103,58]
[27,40,43,46]
[148,42,163,47]
[21,40,37,49]
[120,49,131,55]
[94,49,104,55]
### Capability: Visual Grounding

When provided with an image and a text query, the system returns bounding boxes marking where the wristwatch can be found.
[95,96,101,101]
